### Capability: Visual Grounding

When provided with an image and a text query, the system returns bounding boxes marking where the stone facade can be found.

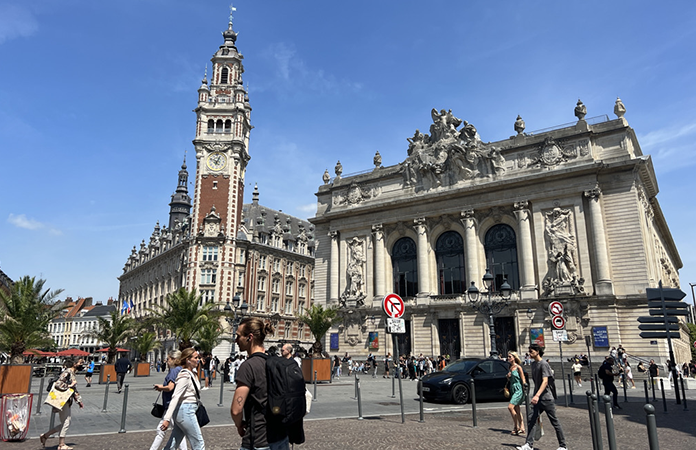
[310,100,688,366]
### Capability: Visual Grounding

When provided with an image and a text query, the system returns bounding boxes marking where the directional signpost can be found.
[637,282,687,404]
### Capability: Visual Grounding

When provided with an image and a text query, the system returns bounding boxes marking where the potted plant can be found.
[298,304,340,382]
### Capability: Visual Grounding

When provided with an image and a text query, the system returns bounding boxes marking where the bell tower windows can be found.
[221,67,229,84]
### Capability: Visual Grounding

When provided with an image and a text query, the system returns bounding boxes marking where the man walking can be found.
[114,353,132,394]
[600,357,622,409]
[281,343,294,360]
[516,344,567,450]
[231,317,289,450]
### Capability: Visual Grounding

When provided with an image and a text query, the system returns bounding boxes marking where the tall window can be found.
[257,294,265,312]
[436,231,466,294]
[298,300,305,315]
[285,280,293,295]
[272,279,280,294]
[258,277,266,291]
[298,283,306,298]
[259,255,267,270]
[484,224,520,290]
[203,246,218,261]
[273,259,281,273]
[285,321,292,338]
[284,299,293,314]
[201,289,214,305]
[201,268,217,284]
[286,261,294,273]
[271,297,279,312]
[392,237,418,297]
[221,67,229,84]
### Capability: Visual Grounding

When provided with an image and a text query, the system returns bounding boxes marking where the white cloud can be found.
[296,203,317,213]
[0,4,38,44]
[7,213,61,235]
[638,122,696,173]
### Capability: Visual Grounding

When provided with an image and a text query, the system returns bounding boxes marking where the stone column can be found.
[584,185,614,295]
[329,230,340,302]
[372,224,386,297]
[460,210,479,288]
[513,201,537,299]
[413,218,430,295]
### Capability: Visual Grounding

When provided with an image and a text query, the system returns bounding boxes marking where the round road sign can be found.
[549,301,564,316]
[382,293,405,319]
[552,315,566,330]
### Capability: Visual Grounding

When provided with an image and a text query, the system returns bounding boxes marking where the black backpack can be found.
[46,376,55,392]
[264,354,307,425]
[547,375,558,399]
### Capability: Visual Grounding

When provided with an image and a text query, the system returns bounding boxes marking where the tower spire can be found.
[168,154,192,230]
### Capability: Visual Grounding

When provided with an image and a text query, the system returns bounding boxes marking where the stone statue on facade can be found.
[340,237,367,306]
[542,207,585,296]
[400,108,506,191]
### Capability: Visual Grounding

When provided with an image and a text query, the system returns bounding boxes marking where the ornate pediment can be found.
[332,181,382,207]
[202,142,232,153]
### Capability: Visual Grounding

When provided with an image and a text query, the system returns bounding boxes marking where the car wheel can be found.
[451,383,469,404]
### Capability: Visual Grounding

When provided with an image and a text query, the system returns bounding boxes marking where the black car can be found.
[418,357,515,404]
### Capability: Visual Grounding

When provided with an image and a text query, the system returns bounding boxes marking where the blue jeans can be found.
[240,436,289,450]
[167,403,205,450]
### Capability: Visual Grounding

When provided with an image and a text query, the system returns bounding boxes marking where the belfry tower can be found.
[187,8,252,306]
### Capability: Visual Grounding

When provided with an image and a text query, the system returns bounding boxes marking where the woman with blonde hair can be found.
[160,348,205,450]
[40,358,84,450]
[506,351,526,436]
[150,350,187,450]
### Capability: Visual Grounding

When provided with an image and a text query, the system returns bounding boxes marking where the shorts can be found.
[574,372,581,376]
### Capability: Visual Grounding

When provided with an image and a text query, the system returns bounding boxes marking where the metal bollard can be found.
[680,375,688,411]
[644,404,660,450]
[523,383,531,426]
[602,395,618,450]
[651,374,656,402]
[567,373,574,405]
[418,378,424,423]
[470,378,477,428]
[594,374,600,398]
[217,369,225,407]
[660,379,667,413]
[586,391,598,450]
[313,371,318,402]
[644,379,650,404]
[390,371,395,398]
[356,374,363,420]
[591,393,603,450]
[36,376,45,415]
[118,384,129,433]
[102,374,110,413]
[353,372,358,400]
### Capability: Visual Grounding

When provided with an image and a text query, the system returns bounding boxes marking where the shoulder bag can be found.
[188,371,210,427]
[151,392,165,418]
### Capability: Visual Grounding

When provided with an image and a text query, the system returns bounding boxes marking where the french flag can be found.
[128,299,134,314]
[121,300,128,315]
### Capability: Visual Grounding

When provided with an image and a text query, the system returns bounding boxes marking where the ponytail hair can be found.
[175,347,197,367]
[239,317,275,346]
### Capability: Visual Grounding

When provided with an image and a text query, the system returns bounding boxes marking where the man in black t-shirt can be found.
[231,317,289,450]
[649,359,659,379]
[114,354,131,394]
[600,357,621,409]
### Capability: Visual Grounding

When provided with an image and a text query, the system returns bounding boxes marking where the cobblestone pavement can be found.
[6,394,696,450]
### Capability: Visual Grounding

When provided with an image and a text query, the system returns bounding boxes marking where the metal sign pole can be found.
[559,340,568,407]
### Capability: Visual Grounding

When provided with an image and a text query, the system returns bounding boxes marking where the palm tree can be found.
[196,321,230,355]
[0,276,63,364]
[84,310,135,363]
[148,288,222,350]
[299,304,340,356]
[132,331,161,362]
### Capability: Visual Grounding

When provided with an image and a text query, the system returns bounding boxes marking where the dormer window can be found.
[221,67,229,84]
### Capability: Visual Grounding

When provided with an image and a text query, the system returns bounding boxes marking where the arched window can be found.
[221,67,229,84]
[436,231,465,294]
[207,119,214,133]
[216,119,223,133]
[224,119,232,133]
[484,224,520,291]
[392,237,418,298]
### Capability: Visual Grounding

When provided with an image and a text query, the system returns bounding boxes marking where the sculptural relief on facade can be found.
[332,181,382,207]
[336,309,368,347]
[201,142,232,153]
[541,207,585,297]
[401,108,506,191]
[340,237,367,307]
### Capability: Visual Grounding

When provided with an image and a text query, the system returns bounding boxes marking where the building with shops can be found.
[310,100,689,365]
[117,13,315,361]
[48,297,116,353]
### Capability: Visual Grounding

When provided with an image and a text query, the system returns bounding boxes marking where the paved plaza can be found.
[6,372,696,449]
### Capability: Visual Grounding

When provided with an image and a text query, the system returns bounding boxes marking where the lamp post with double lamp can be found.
[224,294,248,358]
[467,268,512,358]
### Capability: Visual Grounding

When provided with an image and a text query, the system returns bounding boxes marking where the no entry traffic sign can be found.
[552,315,566,329]
[382,293,405,319]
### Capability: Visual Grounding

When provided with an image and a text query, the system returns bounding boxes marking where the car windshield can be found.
[443,360,479,373]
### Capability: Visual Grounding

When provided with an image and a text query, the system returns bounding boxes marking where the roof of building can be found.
[82,303,116,317]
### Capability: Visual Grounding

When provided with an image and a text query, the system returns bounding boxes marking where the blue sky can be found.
[1,1,695,303]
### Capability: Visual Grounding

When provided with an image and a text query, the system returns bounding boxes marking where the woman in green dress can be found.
[506,351,526,435]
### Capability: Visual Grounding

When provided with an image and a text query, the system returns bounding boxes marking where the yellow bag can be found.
[45,387,74,410]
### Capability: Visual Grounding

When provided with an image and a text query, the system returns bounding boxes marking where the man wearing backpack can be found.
[231,317,290,450]
[599,357,621,409]
[516,343,567,450]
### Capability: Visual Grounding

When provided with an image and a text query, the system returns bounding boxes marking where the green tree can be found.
[149,288,221,350]
[84,310,135,363]
[0,276,63,364]
[299,304,340,356]
[132,331,162,362]
[196,321,230,355]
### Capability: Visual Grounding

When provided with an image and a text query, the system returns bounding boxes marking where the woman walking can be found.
[572,359,583,387]
[506,351,526,436]
[624,361,636,388]
[150,350,187,450]
[383,353,392,378]
[40,359,84,450]
[161,348,205,450]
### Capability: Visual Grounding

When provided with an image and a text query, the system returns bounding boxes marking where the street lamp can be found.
[224,294,248,358]
[467,268,512,358]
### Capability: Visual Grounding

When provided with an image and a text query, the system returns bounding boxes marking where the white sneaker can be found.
[516,444,533,450]
[556,447,568,450]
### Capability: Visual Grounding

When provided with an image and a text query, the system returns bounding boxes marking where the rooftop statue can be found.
[401,108,505,190]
